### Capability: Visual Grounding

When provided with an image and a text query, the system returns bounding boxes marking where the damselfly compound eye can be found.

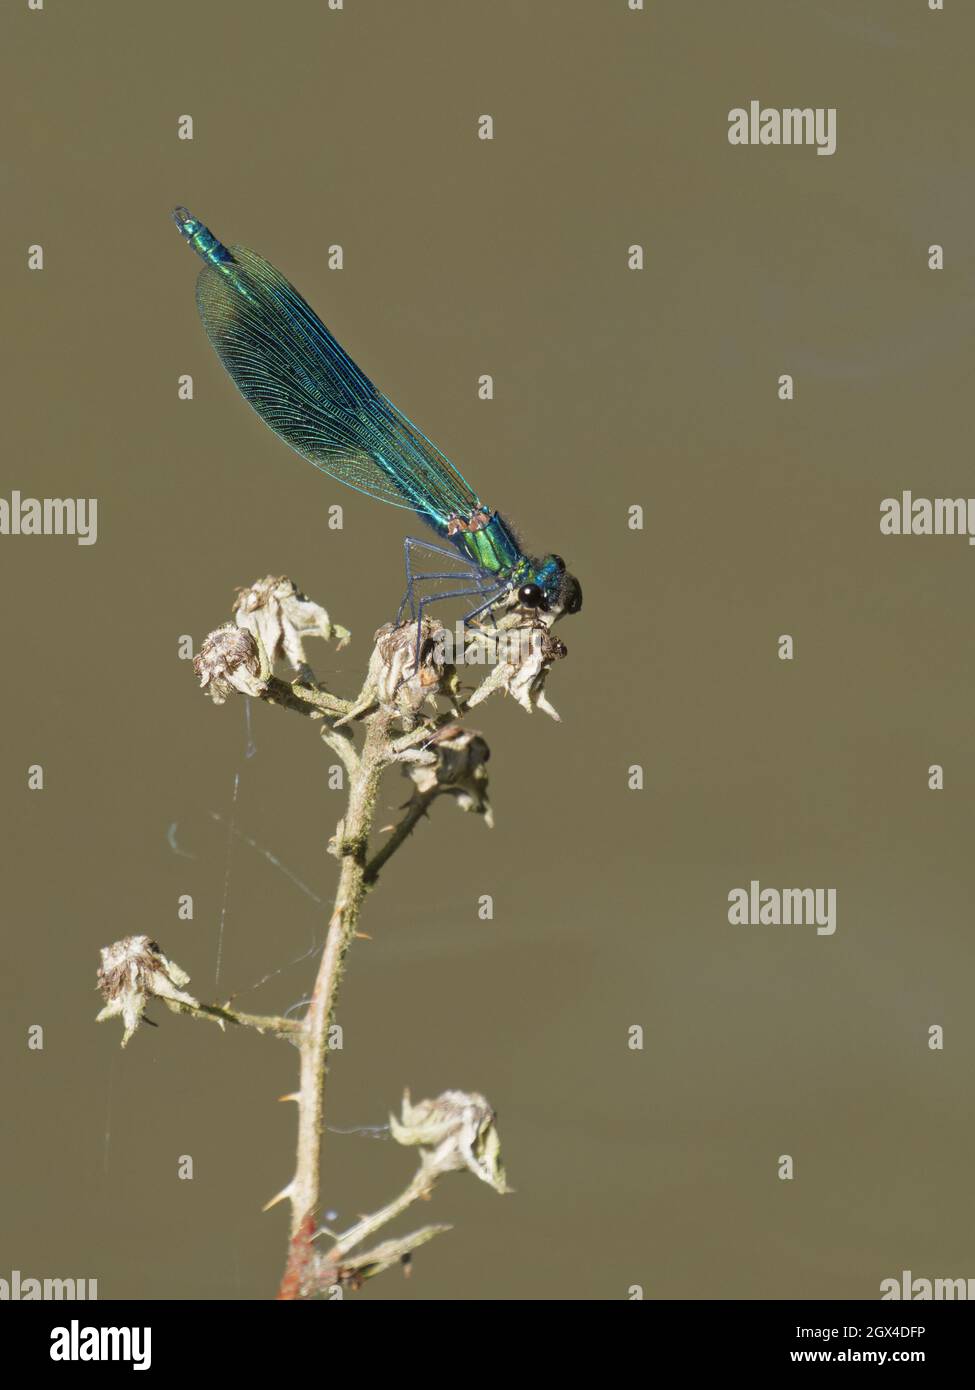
[518,584,544,608]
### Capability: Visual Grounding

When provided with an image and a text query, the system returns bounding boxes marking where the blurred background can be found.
[3,0,974,1299]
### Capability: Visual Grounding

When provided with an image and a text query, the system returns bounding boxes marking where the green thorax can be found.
[449,511,528,581]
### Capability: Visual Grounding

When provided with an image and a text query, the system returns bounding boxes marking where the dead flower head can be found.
[367,619,456,719]
[405,724,492,825]
[466,622,567,720]
[390,1088,511,1194]
[193,624,266,705]
[96,935,198,1047]
[233,575,349,676]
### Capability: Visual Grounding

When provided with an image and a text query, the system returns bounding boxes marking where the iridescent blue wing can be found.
[193,244,481,523]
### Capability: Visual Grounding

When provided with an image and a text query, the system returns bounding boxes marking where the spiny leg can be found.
[398,536,485,624]
[458,588,514,655]
[463,590,508,626]
[413,581,506,668]
[402,568,491,633]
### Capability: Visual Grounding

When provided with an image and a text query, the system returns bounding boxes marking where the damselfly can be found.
[172,209,582,645]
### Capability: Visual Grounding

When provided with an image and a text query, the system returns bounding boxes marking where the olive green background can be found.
[3,0,973,1300]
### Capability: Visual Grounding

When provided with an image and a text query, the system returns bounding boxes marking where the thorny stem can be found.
[180,1000,303,1037]
[315,1221,453,1290]
[250,651,459,1289]
[364,790,436,886]
[261,675,352,720]
[388,715,462,758]
[277,706,470,1294]
[282,709,395,1290]
[324,1165,434,1261]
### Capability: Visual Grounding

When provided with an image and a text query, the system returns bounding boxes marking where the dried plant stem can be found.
[326,1166,434,1260]
[181,1000,303,1037]
[261,674,352,720]
[283,709,394,1290]
[364,790,436,885]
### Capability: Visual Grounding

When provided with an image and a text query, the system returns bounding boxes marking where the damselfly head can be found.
[524,554,582,618]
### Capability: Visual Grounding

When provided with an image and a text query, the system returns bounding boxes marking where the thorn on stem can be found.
[262,1181,295,1213]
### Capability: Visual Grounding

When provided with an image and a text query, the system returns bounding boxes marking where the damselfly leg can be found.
[412,581,507,665]
[397,536,486,624]
[396,536,502,664]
